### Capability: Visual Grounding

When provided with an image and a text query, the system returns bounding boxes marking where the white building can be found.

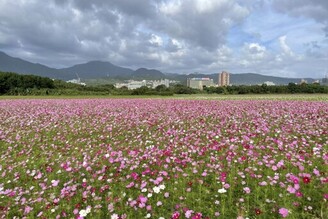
[115,80,147,90]
[152,79,170,88]
[66,79,86,86]
[263,81,275,86]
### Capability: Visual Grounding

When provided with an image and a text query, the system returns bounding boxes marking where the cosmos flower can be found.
[243,187,251,194]
[153,186,161,193]
[79,209,88,217]
[218,188,227,193]
[279,208,289,218]
[51,180,59,187]
[111,213,119,219]
[303,177,311,184]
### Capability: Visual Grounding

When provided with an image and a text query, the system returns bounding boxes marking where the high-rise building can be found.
[218,71,230,86]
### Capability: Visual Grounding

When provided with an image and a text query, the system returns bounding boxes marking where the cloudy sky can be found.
[0,0,327,78]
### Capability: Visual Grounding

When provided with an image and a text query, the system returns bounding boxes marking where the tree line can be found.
[1,71,328,96]
[204,83,328,94]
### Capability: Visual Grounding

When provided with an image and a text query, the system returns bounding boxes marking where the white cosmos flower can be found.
[111,213,119,219]
[159,184,165,190]
[79,209,88,217]
[153,186,160,193]
[218,188,227,193]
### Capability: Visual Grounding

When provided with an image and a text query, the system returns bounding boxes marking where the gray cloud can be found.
[155,0,249,50]
[0,0,326,78]
[0,0,249,70]
[272,0,328,36]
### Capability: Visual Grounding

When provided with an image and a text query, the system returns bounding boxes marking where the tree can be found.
[155,84,167,92]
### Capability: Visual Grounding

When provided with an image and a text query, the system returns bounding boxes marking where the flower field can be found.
[0,99,327,219]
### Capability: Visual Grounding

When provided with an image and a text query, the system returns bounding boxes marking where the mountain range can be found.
[0,51,317,85]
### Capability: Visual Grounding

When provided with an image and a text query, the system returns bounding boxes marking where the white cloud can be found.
[279,36,294,56]
[240,43,268,66]
[149,34,163,47]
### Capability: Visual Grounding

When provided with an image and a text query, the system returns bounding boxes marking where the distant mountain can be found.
[0,51,318,85]
[61,61,134,80]
[132,68,166,80]
[230,73,316,85]
[0,51,62,79]
[166,72,317,85]
[0,52,134,80]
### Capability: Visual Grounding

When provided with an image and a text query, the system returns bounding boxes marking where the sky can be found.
[0,0,328,78]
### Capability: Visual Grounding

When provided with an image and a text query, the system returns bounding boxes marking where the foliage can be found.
[203,83,328,95]
[1,71,328,96]
[0,72,54,94]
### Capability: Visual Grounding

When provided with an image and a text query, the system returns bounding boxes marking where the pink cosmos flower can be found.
[139,195,148,203]
[185,210,194,218]
[108,203,114,212]
[126,182,134,188]
[287,185,296,194]
[313,169,320,176]
[223,183,230,189]
[279,208,289,218]
[24,206,33,215]
[51,180,60,187]
[243,187,251,194]
[154,176,163,185]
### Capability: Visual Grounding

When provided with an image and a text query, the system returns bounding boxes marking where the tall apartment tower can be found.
[218,71,230,86]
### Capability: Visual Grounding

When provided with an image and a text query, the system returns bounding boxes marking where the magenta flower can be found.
[303,177,311,184]
[171,211,180,219]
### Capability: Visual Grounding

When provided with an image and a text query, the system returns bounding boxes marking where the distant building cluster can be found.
[115,79,176,90]
[187,71,230,90]
[187,78,215,90]
[322,74,328,86]
[152,79,170,88]
[66,70,328,90]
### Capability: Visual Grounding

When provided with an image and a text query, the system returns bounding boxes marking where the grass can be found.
[0,93,328,101]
